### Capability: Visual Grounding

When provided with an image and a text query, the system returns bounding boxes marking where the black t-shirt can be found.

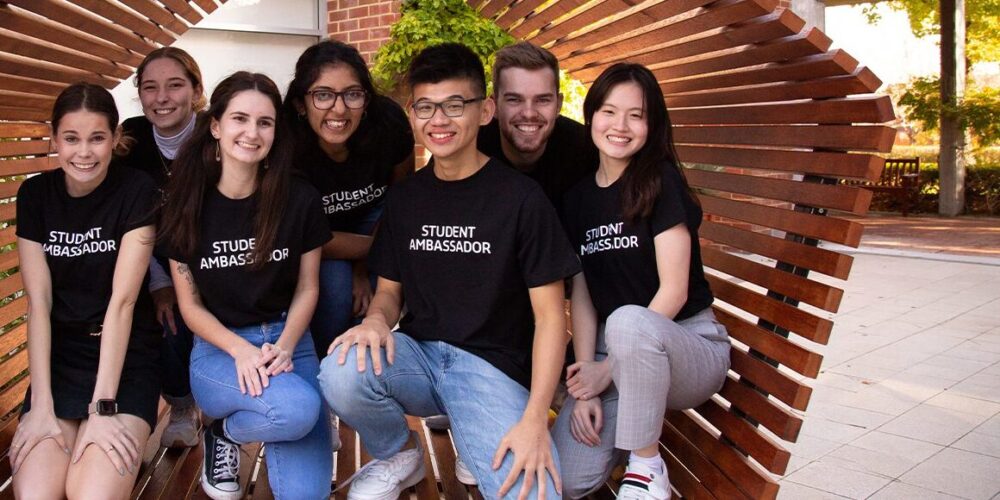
[477,115,598,207]
[120,116,173,189]
[168,180,331,327]
[16,163,160,333]
[297,97,414,232]
[562,163,714,322]
[371,159,581,387]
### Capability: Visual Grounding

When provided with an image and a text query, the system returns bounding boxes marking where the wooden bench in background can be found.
[0,0,896,498]
[852,158,921,216]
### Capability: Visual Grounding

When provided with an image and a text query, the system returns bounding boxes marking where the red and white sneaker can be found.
[618,458,671,500]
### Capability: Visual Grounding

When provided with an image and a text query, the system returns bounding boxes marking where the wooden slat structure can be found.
[0,0,894,498]
[470,0,894,498]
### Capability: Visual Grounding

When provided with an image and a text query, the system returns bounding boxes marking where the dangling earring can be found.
[214,141,221,162]
[262,158,269,170]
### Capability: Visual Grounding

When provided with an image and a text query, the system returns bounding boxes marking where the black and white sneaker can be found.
[200,420,242,500]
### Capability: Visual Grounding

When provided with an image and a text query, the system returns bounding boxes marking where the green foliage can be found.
[370,0,588,121]
[864,0,1000,64]
[370,0,515,96]
[898,76,1000,147]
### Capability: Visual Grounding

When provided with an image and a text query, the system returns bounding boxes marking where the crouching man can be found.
[318,42,580,500]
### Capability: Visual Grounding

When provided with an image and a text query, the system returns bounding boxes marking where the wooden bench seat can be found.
[849,158,922,216]
[0,0,899,498]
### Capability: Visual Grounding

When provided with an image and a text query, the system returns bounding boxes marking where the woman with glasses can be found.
[282,40,415,357]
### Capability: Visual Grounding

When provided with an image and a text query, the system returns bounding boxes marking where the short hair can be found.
[406,43,486,97]
[134,47,207,112]
[492,42,560,94]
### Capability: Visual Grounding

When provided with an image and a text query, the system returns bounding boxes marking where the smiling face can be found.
[301,64,367,160]
[590,81,648,170]
[495,67,561,166]
[409,78,493,165]
[138,57,200,136]
[53,110,117,197]
[210,89,276,170]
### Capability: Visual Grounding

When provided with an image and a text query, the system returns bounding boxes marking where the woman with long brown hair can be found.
[160,71,332,500]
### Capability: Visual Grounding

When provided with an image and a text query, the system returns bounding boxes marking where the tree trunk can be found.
[938,0,966,216]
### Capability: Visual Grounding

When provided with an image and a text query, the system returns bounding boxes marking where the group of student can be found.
[7,38,731,500]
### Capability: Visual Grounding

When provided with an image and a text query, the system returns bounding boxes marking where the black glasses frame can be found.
[305,89,369,110]
[410,97,484,119]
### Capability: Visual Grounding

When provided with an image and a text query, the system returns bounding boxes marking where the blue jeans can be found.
[190,319,332,499]
[310,205,383,355]
[319,332,562,500]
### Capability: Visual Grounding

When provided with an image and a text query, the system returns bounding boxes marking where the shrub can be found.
[870,162,1000,214]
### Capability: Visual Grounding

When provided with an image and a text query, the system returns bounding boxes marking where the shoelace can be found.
[335,449,418,491]
[212,439,240,482]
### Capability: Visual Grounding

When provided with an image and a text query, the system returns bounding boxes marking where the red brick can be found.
[369,27,390,39]
[380,13,398,24]
[360,40,382,52]
[330,32,350,42]
[359,16,381,28]
[349,29,369,42]
[339,19,359,31]
[339,0,359,9]
[328,9,349,21]
[348,6,370,17]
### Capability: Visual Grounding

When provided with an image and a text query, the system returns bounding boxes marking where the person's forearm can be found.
[25,303,54,409]
[275,285,318,352]
[321,232,372,260]
[91,297,135,400]
[363,283,402,328]
[524,315,564,422]
[647,287,686,320]
[570,274,599,362]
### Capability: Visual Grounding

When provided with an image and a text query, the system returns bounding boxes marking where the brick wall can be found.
[327,0,401,64]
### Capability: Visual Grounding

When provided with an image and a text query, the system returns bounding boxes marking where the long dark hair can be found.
[584,63,691,224]
[282,40,408,160]
[159,71,290,268]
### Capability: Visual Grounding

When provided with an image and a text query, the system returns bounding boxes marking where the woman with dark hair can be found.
[160,71,332,500]
[120,46,207,449]
[10,82,160,499]
[282,40,414,354]
[553,63,731,500]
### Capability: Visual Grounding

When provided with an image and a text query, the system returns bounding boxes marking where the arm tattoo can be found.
[176,263,199,295]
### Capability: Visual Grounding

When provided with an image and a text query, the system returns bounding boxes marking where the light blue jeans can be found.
[319,332,562,500]
[190,319,332,499]
[310,204,383,355]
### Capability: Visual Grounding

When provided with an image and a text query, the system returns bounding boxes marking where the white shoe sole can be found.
[455,462,477,486]
[347,461,426,500]
[200,471,243,500]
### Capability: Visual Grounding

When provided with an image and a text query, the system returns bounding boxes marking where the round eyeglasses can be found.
[410,97,484,119]
[305,89,368,110]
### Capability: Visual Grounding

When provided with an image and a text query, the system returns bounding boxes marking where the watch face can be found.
[96,399,117,415]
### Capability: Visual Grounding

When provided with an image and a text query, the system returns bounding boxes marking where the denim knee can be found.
[265,385,322,442]
[317,347,372,418]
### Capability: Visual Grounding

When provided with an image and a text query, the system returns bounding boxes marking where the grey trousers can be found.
[552,305,730,499]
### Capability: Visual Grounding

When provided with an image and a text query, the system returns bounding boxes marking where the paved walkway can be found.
[777,215,1000,499]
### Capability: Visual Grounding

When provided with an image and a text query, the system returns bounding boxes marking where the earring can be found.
[262,158,269,170]
[214,141,221,162]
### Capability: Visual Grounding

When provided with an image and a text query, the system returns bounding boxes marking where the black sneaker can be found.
[200,420,242,500]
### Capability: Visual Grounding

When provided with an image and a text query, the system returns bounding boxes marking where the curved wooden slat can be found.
[671,96,895,125]
[678,146,884,180]
[687,169,875,214]
[3,0,157,55]
[0,5,144,68]
[666,68,883,107]
[67,0,179,44]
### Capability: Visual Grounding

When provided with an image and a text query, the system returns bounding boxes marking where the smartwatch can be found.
[88,399,118,416]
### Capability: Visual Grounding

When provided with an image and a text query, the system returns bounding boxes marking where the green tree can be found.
[865,0,999,63]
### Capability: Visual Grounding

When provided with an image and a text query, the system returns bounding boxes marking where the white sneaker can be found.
[617,458,670,500]
[455,457,477,486]
[347,445,426,500]
[161,404,201,448]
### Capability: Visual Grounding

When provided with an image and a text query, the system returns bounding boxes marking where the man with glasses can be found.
[319,43,578,500]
